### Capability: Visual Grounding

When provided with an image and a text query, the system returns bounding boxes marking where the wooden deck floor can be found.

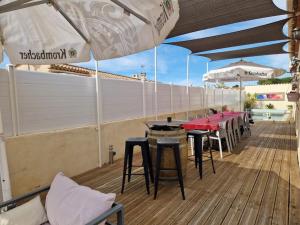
[74,121,300,225]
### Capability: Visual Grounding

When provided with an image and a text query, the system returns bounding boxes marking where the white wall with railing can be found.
[0,68,244,137]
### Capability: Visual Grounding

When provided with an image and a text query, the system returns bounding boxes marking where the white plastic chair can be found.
[232,117,241,142]
[208,120,232,159]
[243,113,251,136]
[228,118,236,148]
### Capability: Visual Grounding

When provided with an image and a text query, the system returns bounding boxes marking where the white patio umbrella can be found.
[0,0,179,201]
[203,59,286,111]
[0,0,179,64]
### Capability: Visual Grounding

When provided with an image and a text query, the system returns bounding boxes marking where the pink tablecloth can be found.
[182,112,244,131]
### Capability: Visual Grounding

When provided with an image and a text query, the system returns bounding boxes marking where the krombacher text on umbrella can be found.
[19,49,67,60]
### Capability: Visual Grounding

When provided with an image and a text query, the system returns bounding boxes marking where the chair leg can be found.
[225,135,231,153]
[218,137,223,159]
[232,131,237,146]
[237,128,241,141]
[145,142,154,183]
[194,136,202,179]
[209,147,216,174]
[121,144,129,194]
[154,146,162,200]
[173,146,185,200]
[230,132,235,148]
[127,146,134,182]
[141,147,150,195]
[193,137,199,169]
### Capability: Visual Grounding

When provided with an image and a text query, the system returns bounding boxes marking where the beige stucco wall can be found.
[5,106,228,197]
[5,127,99,197]
[244,84,293,110]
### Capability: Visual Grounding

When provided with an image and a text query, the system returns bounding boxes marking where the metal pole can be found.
[7,65,19,136]
[95,61,103,167]
[170,83,173,114]
[0,111,12,201]
[142,79,146,118]
[206,62,209,73]
[240,78,242,112]
[186,55,190,120]
[154,47,158,120]
[206,62,209,112]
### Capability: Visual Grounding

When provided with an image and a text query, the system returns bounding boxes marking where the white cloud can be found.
[264,54,290,70]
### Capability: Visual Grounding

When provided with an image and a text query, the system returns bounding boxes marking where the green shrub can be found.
[265,103,274,109]
[244,93,257,109]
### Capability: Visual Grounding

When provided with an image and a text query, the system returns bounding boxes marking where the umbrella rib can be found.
[0,0,46,14]
[110,0,151,24]
[49,0,89,44]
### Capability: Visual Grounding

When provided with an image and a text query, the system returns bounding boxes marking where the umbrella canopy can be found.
[0,0,179,64]
[203,60,286,83]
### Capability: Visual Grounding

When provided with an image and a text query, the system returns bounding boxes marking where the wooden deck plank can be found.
[254,125,284,225]
[272,123,291,225]
[137,124,267,225]
[218,123,278,225]
[72,122,298,225]
[289,122,300,225]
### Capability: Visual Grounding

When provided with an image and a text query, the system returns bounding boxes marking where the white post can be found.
[142,79,146,118]
[239,78,242,112]
[95,61,103,167]
[206,62,209,73]
[222,88,224,111]
[170,83,174,114]
[186,55,190,120]
[205,62,209,112]
[0,111,12,201]
[7,65,19,136]
[154,47,158,120]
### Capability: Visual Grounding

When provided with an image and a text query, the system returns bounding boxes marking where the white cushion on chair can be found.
[0,195,48,225]
[45,172,116,225]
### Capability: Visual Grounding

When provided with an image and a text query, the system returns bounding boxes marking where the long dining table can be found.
[182,112,245,131]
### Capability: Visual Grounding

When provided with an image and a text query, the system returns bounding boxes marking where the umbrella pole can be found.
[239,78,242,112]
[186,54,190,120]
[95,61,103,167]
[154,47,158,120]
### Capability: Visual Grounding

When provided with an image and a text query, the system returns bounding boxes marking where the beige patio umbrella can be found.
[0,0,179,64]
[203,59,286,111]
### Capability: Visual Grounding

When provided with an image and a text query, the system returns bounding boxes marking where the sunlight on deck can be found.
[74,121,299,225]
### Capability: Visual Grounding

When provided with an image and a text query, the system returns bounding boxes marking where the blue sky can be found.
[0,0,290,87]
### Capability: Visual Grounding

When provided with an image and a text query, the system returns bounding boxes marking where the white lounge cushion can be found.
[0,195,48,225]
[45,172,116,225]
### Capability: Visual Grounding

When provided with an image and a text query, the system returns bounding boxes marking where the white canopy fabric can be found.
[203,60,286,111]
[0,0,179,64]
[203,60,286,82]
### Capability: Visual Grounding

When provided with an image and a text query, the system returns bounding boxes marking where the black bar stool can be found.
[154,137,185,200]
[187,130,215,179]
[121,137,154,194]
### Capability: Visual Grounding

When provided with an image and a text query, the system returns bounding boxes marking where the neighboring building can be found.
[15,64,149,81]
[245,84,293,110]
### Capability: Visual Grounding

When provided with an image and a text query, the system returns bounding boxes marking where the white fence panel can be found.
[173,85,188,112]
[0,70,12,136]
[16,70,97,134]
[144,82,155,117]
[207,89,215,107]
[214,89,223,107]
[157,84,171,114]
[190,87,203,110]
[101,79,143,122]
[0,68,244,136]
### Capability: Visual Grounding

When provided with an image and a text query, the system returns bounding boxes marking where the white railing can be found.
[0,68,244,136]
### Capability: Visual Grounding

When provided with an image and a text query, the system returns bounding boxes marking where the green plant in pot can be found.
[265,103,274,109]
[244,93,257,110]
[287,105,293,111]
